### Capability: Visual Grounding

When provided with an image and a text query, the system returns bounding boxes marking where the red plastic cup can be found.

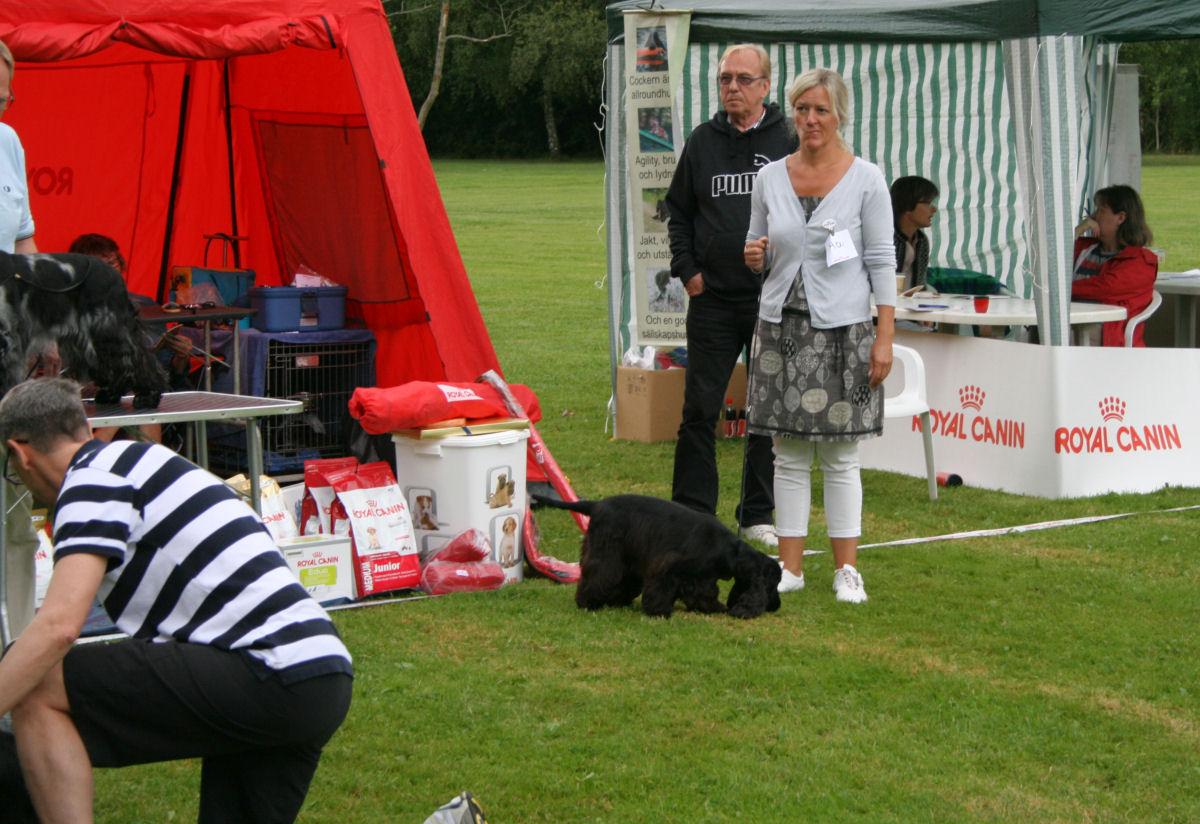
[973,295,989,313]
[937,472,963,487]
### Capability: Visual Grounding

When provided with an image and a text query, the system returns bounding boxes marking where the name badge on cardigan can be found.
[826,229,858,267]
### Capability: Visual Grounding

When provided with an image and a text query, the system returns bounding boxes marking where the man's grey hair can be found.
[719,43,771,79]
[0,379,91,452]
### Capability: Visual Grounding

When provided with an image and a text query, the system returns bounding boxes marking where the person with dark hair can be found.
[665,43,797,547]
[1071,184,1158,347]
[0,377,353,824]
[891,175,939,292]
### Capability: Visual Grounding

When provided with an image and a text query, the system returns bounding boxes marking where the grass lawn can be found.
[93,159,1200,823]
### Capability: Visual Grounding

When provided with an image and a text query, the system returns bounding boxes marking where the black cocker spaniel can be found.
[535,493,781,619]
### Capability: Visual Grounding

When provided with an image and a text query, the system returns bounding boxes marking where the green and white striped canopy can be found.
[604,0,1199,367]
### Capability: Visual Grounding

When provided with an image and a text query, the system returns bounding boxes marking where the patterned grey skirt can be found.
[746,304,883,443]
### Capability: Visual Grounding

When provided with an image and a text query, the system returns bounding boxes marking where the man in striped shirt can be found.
[0,377,353,824]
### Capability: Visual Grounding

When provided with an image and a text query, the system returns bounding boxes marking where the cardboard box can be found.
[615,363,746,443]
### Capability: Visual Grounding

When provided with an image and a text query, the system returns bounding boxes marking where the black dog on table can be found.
[0,251,167,407]
[535,494,782,619]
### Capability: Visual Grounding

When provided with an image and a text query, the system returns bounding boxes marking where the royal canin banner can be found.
[860,332,1200,499]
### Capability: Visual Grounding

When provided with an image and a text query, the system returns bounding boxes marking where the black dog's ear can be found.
[727,542,774,619]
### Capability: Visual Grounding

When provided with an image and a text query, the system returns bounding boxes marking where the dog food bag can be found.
[226,474,299,541]
[301,457,358,535]
[419,560,506,596]
[334,461,420,596]
[428,528,492,565]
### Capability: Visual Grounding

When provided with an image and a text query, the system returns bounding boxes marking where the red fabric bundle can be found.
[420,561,506,595]
[429,528,491,564]
[348,381,541,433]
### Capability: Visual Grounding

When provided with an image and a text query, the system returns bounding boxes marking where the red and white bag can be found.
[301,457,358,535]
[227,474,299,541]
[333,461,420,596]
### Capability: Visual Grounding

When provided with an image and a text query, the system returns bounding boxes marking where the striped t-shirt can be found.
[53,439,352,683]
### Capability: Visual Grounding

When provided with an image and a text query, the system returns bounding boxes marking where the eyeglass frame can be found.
[717,74,766,87]
[3,439,29,486]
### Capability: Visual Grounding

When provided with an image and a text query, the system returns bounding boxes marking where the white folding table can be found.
[886,294,1126,344]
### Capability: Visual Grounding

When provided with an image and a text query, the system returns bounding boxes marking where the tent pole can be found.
[157,70,193,303]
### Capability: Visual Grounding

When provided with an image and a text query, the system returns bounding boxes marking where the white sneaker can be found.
[832,565,868,603]
[742,523,779,547]
[778,568,805,593]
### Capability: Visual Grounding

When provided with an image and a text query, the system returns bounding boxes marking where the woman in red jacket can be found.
[1071,184,1158,347]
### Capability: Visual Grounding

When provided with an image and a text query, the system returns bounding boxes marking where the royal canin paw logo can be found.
[958,385,985,411]
[1099,396,1126,422]
[367,498,379,509]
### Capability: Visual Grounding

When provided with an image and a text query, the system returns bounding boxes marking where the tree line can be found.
[381,6,1200,161]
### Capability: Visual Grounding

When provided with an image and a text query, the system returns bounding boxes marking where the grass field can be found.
[92,159,1200,823]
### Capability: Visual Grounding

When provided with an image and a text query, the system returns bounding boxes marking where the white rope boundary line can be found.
[857,503,1200,551]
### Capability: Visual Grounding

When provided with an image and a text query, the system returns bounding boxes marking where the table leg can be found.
[203,322,213,392]
[233,327,241,395]
[0,476,9,648]
[1175,295,1197,348]
[246,421,263,514]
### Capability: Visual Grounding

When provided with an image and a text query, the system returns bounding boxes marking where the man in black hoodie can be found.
[666,43,796,545]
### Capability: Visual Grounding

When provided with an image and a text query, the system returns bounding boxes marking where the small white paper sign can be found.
[826,229,859,266]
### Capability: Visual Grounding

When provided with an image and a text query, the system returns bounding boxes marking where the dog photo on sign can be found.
[408,487,439,531]
[486,466,515,509]
[0,251,167,407]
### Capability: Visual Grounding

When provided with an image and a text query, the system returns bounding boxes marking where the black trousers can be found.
[63,639,352,824]
[671,291,774,526]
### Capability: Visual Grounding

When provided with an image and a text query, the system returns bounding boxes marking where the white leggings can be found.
[773,438,862,539]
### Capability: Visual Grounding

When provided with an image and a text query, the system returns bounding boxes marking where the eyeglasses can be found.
[3,441,28,486]
[718,74,765,87]
[918,199,938,207]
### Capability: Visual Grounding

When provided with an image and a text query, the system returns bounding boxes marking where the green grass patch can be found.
[92,159,1200,823]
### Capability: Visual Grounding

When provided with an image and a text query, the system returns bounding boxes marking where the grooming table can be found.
[0,391,301,646]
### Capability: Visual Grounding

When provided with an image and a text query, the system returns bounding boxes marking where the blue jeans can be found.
[671,291,774,527]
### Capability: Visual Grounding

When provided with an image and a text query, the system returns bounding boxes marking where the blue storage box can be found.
[248,286,348,332]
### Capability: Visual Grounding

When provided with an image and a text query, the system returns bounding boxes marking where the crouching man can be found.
[0,378,352,824]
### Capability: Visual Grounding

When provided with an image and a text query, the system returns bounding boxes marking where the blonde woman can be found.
[743,68,895,603]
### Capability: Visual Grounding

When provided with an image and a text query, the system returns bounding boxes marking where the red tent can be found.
[0,0,501,388]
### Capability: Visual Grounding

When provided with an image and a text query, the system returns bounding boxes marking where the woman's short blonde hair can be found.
[787,67,849,125]
[0,39,14,76]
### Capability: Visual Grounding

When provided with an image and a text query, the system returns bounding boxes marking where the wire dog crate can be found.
[212,330,376,474]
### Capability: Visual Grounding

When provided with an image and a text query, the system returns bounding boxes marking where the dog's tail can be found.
[530,494,597,516]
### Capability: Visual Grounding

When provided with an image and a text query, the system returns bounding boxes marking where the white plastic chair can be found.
[884,344,937,500]
[1123,289,1163,347]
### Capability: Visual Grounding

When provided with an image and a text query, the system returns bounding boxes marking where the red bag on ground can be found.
[348,381,541,433]
[428,528,492,564]
[420,560,506,595]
